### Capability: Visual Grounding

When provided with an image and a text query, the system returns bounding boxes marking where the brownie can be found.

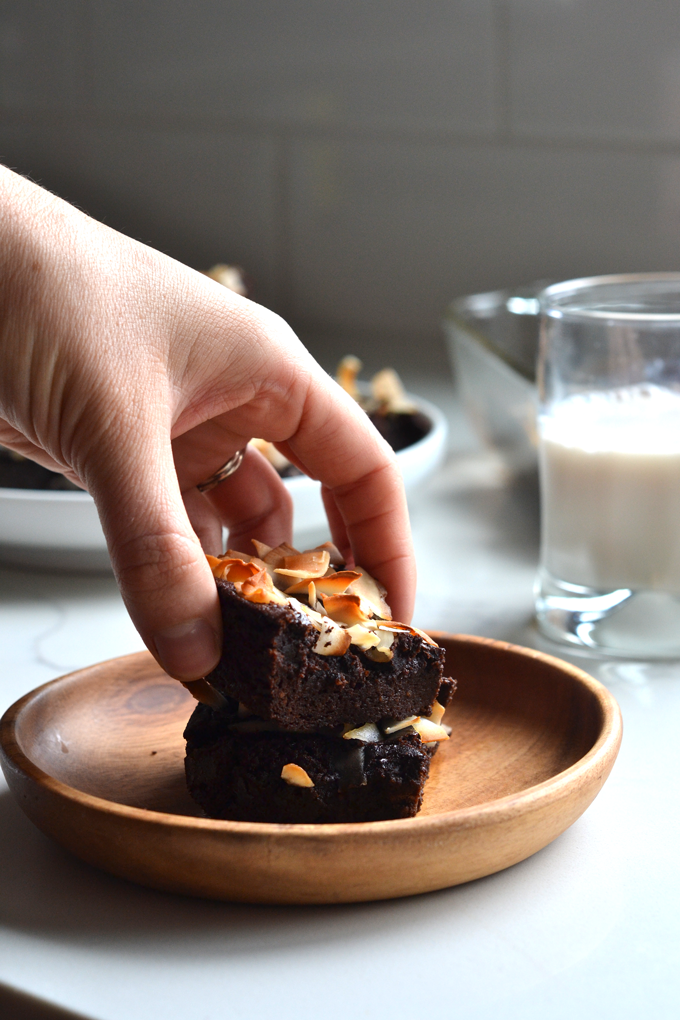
[207,579,452,730]
[184,701,434,823]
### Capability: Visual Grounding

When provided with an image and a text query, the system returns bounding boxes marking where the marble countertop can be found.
[0,382,678,1020]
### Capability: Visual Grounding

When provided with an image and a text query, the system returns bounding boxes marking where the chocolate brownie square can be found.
[184,701,436,824]
[206,580,452,731]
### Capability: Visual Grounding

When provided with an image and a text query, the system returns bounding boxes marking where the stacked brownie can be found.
[184,541,455,824]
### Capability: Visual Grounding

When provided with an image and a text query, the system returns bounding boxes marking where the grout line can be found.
[2,106,680,158]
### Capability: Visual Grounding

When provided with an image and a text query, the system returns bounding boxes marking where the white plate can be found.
[0,393,448,572]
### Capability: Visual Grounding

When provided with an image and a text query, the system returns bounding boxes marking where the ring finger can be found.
[176,439,294,555]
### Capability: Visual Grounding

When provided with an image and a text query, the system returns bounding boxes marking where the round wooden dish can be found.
[0,635,621,904]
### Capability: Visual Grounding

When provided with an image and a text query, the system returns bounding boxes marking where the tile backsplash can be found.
[2,0,680,373]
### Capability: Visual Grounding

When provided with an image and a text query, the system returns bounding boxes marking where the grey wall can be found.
[3,1,680,374]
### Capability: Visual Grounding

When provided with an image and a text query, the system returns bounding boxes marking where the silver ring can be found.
[196,448,246,493]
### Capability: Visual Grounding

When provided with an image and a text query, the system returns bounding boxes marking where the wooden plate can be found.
[0,635,621,904]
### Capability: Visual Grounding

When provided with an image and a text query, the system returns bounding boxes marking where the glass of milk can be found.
[535,274,680,657]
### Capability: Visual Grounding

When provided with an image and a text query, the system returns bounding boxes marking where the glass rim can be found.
[540,273,680,322]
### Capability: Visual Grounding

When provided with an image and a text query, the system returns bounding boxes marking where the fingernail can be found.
[153,618,221,680]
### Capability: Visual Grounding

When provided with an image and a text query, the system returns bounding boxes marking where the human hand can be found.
[0,166,416,680]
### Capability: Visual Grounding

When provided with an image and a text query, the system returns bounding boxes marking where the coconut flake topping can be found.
[206,541,437,659]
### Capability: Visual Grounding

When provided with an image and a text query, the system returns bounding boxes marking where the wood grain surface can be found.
[0,635,622,904]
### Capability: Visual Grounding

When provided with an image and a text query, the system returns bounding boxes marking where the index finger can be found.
[276,373,416,623]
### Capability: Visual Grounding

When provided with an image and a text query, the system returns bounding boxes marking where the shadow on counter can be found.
[0,980,94,1020]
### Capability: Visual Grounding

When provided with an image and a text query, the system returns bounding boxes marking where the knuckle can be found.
[112,529,203,598]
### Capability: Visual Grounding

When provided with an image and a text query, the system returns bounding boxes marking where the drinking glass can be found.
[535,273,680,658]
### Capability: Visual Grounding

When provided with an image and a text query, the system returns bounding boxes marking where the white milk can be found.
[539,384,680,593]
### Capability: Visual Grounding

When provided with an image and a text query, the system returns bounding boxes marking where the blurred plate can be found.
[0,392,448,572]
[0,488,111,572]
[0,635,621,904]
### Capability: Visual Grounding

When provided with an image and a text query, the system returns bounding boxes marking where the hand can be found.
[0,166,416,680]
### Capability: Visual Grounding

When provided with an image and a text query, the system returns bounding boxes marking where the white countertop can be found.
[1,382,679,1020]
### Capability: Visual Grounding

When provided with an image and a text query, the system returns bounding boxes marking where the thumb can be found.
[88,424,222,682]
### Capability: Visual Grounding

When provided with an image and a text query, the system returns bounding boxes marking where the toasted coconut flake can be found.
[365,647,393,662]
[321,592,372,627]
[251,539,272,559]
[224,548,252,561]
[180,679,228,710]
[275,549,331,579]
[283,577,314,596]
[210,557,262,583]
[223,559,262,582]
[370,367,416,414]
[313,541,345,566]
[347,567,392,621]
[365,626,396,662]
[261,542,300,570]
[285,570,360,597]
[315,570,362,595]
[427,701,446,725]
[260,542,303,589]
[288,597,325,631]
[342,722,381,742]
[240,588,284,606]
[313,617,351,655]
[224,549,268,572]
[412,717,449,743]
[307,581,323,613]
[366,650,391,663]
[241,568,288,605]
[345,624,380,651]
[382,715,418,735]
[337,355,362,401]
[409,625,438,647]
[374,620,439,647]
[281,763,315,787]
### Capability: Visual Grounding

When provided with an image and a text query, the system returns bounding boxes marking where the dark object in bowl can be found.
[0,449,80,490]
[368,409,431,452]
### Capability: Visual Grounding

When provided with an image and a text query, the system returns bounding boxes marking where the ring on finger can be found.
[196,448,247,493]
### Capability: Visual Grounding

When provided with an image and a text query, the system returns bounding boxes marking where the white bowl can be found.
[0,489,111,572]
[0,393,448,572]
